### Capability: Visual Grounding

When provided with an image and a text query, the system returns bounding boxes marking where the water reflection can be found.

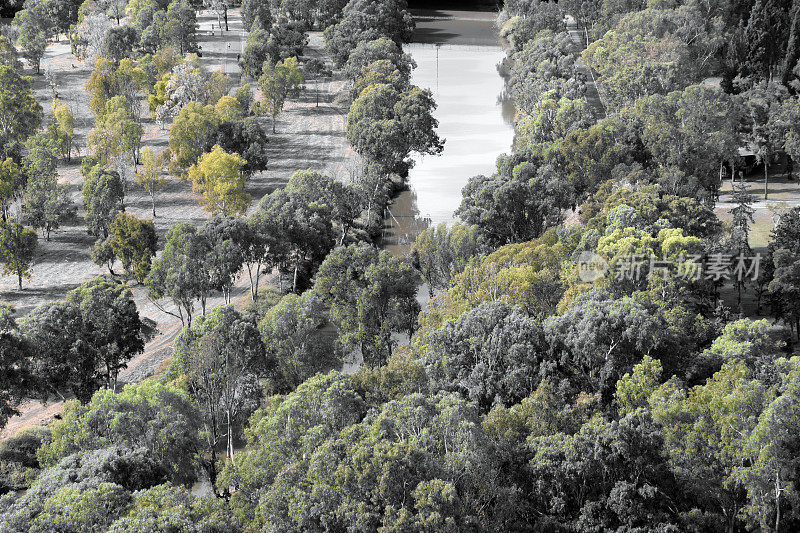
[383,41,515,256]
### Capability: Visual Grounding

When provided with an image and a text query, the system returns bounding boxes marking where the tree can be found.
[458,159,573,247]
[412,223,480,296]
[201,118,269,176]
[768,207,800,337]
[241,0,273,32]
[323,0,414,66]
[104,25,139,62]
[169,101,219,175]
[37,381,202,486]
[0,221,36,290]
[163,0,198,54]
[109,213,157,282]
[257,57,303,133]
[82,165,124,238]
[0,35,22,70]
[88,96,143,167]
[242,210,285,301]
[85,56,119,118]
[313,243,421,366]
[239,24,271,78]
[135,148,169,217]
[0,158,22,221]
[741,82,788,200]
[187,145,249,217]
[544,289,667,403]
[0,65,42,160]
[21,277,144,400]
[343,37,415,83]
[426,301,549,412]
[144,222,210,326]
[258,291,340,391]
[22,132,73,241]
[729,180,755,308]
[346,83,443,174]
[22,301,98,402]
[50,99,75,162]
[13,0,52,74]
[64,276,145,390]
[199,216,248,304]
[170,305,268,489]
[0,304,32,432]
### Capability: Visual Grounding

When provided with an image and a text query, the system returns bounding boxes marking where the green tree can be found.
[323,0,414,66]
[135,147,169,217]
[88,95,144,167]
[13,0,52,74]
[37,381,201,486]
[187,145,250,217]
[0,157,22,221]
[313,243,421,366]
[346,83,443,174]
[144,222,211,326]
[49,99,75,162]
[108,212,157,282]
[0,303,33,431]
[170,305,269,489]
[426,301,549,412]
[0,65,43,160]
[168,101,219,175]
[257,56,303,133]
[64,276,145,390]
[412,223,480,296]
[241,0,273,32]
[258,291,340,391]
[82,165,124,238]
[0,220,37,290]
[21,131,73,241]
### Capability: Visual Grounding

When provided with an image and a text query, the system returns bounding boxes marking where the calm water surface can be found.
[383,39,515,255]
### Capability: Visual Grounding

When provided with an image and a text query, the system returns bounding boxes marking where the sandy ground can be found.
[0,10,356,438]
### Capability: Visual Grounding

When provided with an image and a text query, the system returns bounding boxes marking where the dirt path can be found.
[566,15,606,120]
[1,13,356,439]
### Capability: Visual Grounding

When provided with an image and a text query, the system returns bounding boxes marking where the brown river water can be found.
[382,10,516,256]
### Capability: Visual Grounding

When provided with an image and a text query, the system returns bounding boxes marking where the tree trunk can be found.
[775,469,781,533]
[765,159,769,200]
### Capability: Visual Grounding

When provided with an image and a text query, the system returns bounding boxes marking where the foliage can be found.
[347,83,443,174]
[0,66,42,161]
[82,165,125,238]
[187,145,250,217]
[108,213,158,282]
[256,56,303,133]
[313,243,421,366]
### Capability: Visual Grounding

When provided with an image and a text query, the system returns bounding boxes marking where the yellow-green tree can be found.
[50,99,75,162]
[136,148,169,217]
[187,145,249,216]
[257,56,303,133]
[88,96,143,167]
[0,158,21,221]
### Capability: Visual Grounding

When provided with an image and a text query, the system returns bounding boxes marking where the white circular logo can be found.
[576,251,608,282]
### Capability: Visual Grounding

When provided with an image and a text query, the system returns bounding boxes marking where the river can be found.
[382,9,516,256]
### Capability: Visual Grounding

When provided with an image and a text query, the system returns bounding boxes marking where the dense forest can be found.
[0,0,800,531]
